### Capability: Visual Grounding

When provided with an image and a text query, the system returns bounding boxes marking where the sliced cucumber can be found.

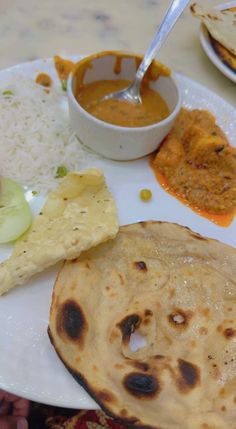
[0,178,32,243]
[0,201,32,243]
[0,178,26,207]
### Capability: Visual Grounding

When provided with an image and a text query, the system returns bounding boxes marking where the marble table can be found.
[0,0,235,106]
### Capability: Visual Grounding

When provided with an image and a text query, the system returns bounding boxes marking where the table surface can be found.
[0,0,235,106]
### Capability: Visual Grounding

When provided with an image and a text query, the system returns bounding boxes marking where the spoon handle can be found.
[135,0,190,82]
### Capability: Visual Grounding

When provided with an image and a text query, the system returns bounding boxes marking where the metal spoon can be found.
[103,0,190,104]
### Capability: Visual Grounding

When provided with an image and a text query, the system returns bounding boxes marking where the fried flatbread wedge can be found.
[49,221,236,429]
[190,3,236,56]
[0,169,118,295]
[210,35,236,73]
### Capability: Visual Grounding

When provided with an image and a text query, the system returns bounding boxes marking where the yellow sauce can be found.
[71,50,171,128]
[77,79,170,127]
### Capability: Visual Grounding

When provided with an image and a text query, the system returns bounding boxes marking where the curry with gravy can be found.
[77,79,170,127]
[73,51,171,128]
[151,108,236,226]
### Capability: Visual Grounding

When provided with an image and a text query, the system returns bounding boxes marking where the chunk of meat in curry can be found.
[152,108,236,214]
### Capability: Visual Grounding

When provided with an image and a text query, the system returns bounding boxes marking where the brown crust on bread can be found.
[210,33,236,73]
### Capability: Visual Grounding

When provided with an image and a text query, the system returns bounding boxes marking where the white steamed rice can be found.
[0,75,101,194]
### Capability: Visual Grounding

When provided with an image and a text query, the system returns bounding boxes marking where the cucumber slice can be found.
[0,201,32,243]
[0,177,26,207]
[0,178,32,243]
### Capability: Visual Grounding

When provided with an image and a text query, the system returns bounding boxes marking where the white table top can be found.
[0,0,235,106]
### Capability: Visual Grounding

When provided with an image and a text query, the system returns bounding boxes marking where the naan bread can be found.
[0,169,118,295]
[210,35,236,73]
[191,3,236,56]
[49,221,236,429]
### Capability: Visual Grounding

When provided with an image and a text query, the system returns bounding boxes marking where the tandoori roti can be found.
[49,221,236,429]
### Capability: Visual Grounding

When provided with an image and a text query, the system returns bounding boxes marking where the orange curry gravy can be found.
[35,73,52,88]
[73,51,171,128]
[77,79,170,127]
[54,55,75,81]
[151,108,236,227]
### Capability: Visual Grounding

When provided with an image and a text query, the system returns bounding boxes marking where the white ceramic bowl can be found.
[67,52,182,161]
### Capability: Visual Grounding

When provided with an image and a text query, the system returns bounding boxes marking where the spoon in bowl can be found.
[103,0,190,104]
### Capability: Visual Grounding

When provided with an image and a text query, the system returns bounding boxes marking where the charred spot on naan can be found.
[168,308,194,330]
[217,321,236,340]
[223,327,236,339]
[117,314,141,344]
[224,328,236,339]
[143,310,154,326]
[95,389,118,405]
[131,361,150,372]
[133,261,147,271]
[176,359,201,393]
[188,231,208,241]
[123,372,160,398]
[56,299,88,345]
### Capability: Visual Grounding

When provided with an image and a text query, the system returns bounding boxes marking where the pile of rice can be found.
[0,75,101,194]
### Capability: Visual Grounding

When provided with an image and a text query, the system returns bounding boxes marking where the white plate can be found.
[0,57,235,409]
[199,1,236,84]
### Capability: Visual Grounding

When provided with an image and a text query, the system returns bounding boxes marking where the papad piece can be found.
[0,169,118,295]
[191,2,236,56]
[49,221,236,429]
